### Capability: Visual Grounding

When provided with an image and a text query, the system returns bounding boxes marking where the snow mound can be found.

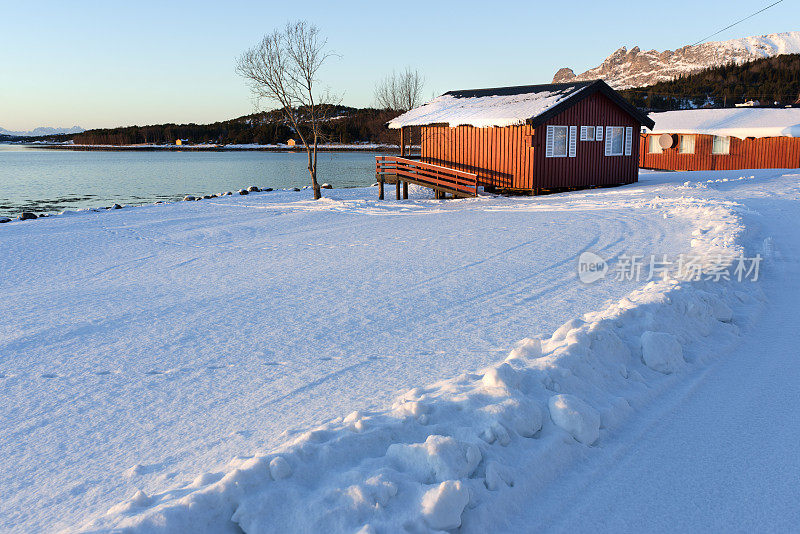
[81,193,763,533]
[269,456,292,480]
[548,394,601,445]
[641,331,685,374]
[387,435,481,483]
[421,480,470,530]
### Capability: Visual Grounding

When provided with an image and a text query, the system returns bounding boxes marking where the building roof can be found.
[647,108,800,139]
[388,80,654,129]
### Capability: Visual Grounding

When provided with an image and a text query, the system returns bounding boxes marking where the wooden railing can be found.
[375,156,479,197]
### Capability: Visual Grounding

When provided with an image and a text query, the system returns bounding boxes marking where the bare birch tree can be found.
[374,67,425,111]
[237,21,337,200]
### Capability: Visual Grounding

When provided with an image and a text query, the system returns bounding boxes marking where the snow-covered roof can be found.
[389,80,654,129]
[388,82,593,129]
[647,108,800,139]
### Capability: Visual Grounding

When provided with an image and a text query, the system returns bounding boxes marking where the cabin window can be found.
[712,135,730,155]
[679,135,695,154]
[580,126,595,141]
[546,125,569,157]
[605,126,625,156]
[648,136,663,154]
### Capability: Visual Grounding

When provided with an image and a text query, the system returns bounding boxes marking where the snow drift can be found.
[80,192,763,533]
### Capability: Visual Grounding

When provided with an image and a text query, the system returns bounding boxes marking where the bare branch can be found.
[374,67,425,111]
[236,21,337,200]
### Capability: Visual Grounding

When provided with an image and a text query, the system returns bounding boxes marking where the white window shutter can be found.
[604,127,613,156]
[624,126,633,156]
[596,126,603,141]
[569,126,577,157]
[545,125,554,158]
[580,126,587,141]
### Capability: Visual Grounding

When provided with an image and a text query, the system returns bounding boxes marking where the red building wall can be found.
[419,91,641,191]
[420,124,532,189]
[532,92,640,189]
[640,134,800,171]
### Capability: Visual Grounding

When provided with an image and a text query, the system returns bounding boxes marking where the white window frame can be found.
[648,135,663,154]
[712,135,730,155]
[546,125,569,158]
[624,127,633,156]
[605,126,625,156]
[569,126,577,157]
[679,135,696,154]
[595,126,603,141]
[580,126,595,141]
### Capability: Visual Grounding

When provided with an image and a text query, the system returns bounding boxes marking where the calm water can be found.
[0,145,384,216]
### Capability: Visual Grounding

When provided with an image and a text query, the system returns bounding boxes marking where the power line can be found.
[690,0,784,46]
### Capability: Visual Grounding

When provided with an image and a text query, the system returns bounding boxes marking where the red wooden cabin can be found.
[641,108,800,171]
[377,80,654,198]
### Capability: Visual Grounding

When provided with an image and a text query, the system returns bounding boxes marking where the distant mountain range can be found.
[0,125,85,137]
[553,31,800,89]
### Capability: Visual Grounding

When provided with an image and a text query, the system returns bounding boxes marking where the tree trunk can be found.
[307,135,321,200]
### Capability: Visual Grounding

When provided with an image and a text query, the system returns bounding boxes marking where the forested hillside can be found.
[70,107,402,146]
[619,53,800,110]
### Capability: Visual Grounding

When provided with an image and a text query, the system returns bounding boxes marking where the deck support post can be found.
[398,128,406,200]
[396,177,401,199]
[378,174,384,200]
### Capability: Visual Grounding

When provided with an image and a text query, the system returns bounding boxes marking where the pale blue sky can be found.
[1,0,796,130]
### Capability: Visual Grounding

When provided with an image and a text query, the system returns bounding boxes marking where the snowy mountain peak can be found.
[553,31,800,89]
[0,125,85,137]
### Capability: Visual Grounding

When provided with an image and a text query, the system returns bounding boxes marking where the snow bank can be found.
[81,193,762,533]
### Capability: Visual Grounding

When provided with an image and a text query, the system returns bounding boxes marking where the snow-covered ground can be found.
[1,169,797,532]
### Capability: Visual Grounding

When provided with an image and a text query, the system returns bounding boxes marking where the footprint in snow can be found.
[94,370,112,376]
[68,480,100,496]
[145,370,165,376]
[41,373,58,379]
[124,463,162,478]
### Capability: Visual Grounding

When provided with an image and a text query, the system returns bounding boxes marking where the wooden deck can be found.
[375,156,479,199]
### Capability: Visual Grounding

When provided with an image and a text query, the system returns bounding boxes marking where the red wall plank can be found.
[640,134,800,171]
